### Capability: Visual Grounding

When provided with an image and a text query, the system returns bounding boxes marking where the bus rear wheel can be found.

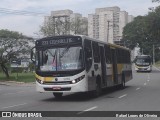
[120,73,125,89]
[53,93,63,99]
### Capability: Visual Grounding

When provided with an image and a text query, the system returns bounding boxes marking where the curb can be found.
[0,81,35,86]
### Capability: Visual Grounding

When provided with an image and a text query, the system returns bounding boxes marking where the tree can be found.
[40,16,88,37]
[70,17,88,35]
[0,29,33,78]
[148,6,160,43]
[123,6,160,61]
[123,16,149,49]
[40,17,56,37]
[40,16,70,37]
[152,0,160,2]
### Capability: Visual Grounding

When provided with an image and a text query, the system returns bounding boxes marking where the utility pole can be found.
[153,44,155,65]
[107,20,110,43]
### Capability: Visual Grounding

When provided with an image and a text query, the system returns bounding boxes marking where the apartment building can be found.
[88,6,134,43]
[44,9,87,36]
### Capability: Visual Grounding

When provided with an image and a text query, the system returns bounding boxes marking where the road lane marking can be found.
[147,74,150,82]
[144,83,147,86]
[136,88,140,90]
[1,103,27,109]
[118,94,127,99]
[77,106,97,114]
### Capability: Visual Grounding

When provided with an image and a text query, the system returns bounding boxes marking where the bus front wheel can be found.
[53,92,63,99]
[92,79,102,97]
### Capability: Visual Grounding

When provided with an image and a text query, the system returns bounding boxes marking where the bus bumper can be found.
[36,79,88,93]
[135,65,152,72]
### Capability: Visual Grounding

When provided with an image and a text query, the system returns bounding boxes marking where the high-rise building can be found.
[88,6,134,43]
[43,9,88,36]
[128,15,134,23]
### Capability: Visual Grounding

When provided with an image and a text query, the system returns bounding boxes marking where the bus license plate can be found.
[53,87,61,90]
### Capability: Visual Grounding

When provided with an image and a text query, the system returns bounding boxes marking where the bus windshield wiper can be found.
[44,49,57,63]
[60,46,70,58]
[52,50,57,63]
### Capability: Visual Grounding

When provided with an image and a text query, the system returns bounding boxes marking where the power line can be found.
[0,7,47,15]
[0,7,48,17]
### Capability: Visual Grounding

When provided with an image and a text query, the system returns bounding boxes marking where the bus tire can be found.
[53,92,63,99]
[92,77,102,97]
[120,73,125,89]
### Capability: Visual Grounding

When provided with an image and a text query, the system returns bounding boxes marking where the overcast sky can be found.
[0,0,159,37]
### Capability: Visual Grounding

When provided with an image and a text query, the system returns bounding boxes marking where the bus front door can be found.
[100,46,107,86]
[111,49,118,84]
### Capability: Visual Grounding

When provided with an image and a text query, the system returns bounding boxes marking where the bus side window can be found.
[116,49,120,63]
[116,49,123,64]
[121,50,125,63]
[84,39,92,72]
[92,41,100,63]
[125,51,130,63]
[128,51,131,63]
[105,45,111,64]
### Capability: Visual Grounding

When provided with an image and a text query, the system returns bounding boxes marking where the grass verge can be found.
[0,72,35,83]
[155,61,160,67]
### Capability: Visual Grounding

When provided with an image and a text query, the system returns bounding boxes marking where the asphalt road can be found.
[0,66,160,120]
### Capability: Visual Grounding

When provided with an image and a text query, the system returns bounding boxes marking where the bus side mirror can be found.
[31,47,35,64]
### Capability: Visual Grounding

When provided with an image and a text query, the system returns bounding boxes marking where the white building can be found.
[44,9,88,36]
[88,6,134,43]
[128,15,134,23]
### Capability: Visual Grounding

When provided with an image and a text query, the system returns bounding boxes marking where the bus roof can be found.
[80,35,130,51]
[36,35,130,51]
[136,55,151,58]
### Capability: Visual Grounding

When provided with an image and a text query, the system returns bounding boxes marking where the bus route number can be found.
[42,41,49,45]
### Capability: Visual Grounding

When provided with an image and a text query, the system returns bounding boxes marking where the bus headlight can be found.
[72,80,76,84]
[36,78,44,84]
[41,80,44,84]
[72,75,85,84]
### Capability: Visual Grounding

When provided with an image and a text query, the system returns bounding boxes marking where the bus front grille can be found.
[43,81,72,85]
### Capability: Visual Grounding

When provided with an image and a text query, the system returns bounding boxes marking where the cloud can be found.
[0,15,43,36]
[0,0,95,37]
[0,0,159,37]
[0,0,92,10]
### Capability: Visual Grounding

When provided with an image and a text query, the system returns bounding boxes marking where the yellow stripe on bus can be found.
[117,64,123,74]
[35,73,54,81]
[111,64,123,81]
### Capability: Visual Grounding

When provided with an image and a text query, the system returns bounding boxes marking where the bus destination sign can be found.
[36,37,81,46]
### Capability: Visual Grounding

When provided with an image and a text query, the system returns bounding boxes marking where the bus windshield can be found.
[37,46,83,71]
[135,58,151,66]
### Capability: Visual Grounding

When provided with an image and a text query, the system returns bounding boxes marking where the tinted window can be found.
[92,41,100,63]
[116,48,121,63]
[105,45,112,63]
[84,39,92,71]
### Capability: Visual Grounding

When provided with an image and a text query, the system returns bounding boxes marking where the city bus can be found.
[134,55,152,72]
[31,35,132,98]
